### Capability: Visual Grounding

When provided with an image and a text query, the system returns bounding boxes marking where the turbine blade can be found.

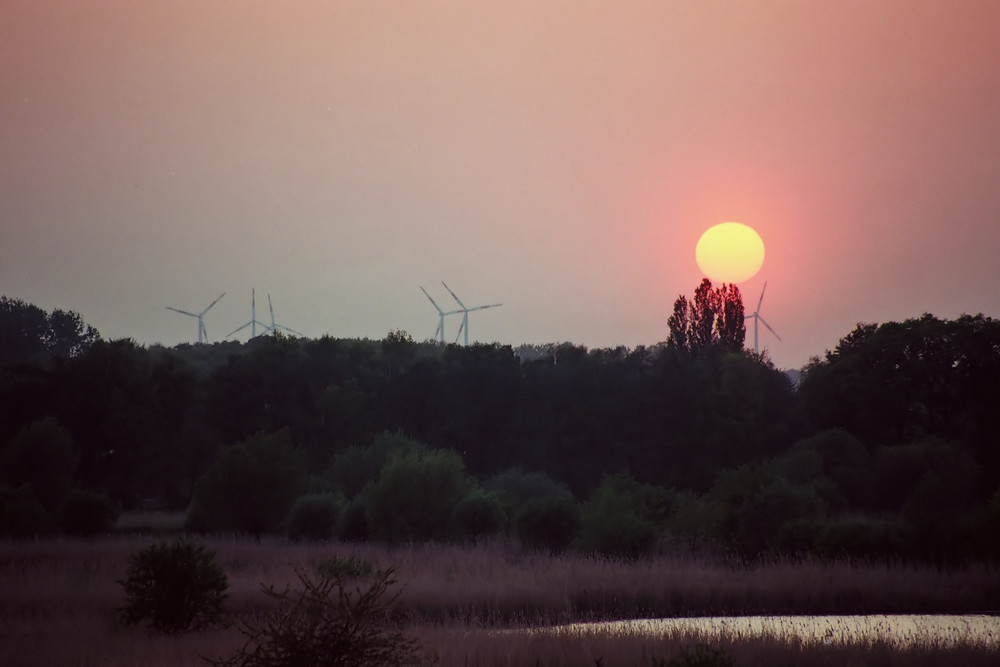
[467,303,502,312]
[442,282,467,309]
[759,317,782,341]
[167,307,198,317]
[268,293,276,329]
[201,292,226,315]
[756,281,768,313]
[421,286,444,314]
[226,321,251,338]
[455,316,466,343]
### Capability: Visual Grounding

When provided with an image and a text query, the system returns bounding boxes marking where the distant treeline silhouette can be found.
[1,294,998,561]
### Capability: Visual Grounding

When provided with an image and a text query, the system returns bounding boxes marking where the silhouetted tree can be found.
[690,279,717,353]
[0,417,77,515]
[667,295,690,351]
[715,283,746,352]
[667,280,746,355]
[186,429,307,538]
[363,448,474,543]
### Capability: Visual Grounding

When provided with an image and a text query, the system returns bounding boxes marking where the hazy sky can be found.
[3,1,999,370]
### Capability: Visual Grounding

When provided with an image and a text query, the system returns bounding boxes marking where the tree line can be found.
[1,291,998,561]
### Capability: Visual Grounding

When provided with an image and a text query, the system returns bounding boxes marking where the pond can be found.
[550,615,999,647]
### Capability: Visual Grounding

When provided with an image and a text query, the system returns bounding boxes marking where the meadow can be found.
[1,522,998,666]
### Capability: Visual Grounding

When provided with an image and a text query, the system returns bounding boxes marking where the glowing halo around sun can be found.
[695,222,765,284]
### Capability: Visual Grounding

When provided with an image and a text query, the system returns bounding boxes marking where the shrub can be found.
[287,494,341,542]
[453,490,505,541]
[326,431,426,498]
[187,429,307,538]
[61,488,119,537]
[0,417,77,514]
[209,565,422,667]
[484,468,572,518]
[364,448,474,543]
[733,480,826,557]
[514,495,580,553]
[578,473,667,559]
[118,540,228,634]
[314,555,374,581]
[0,484,54,537]
[814,516,906,560]
[336,497,369,542]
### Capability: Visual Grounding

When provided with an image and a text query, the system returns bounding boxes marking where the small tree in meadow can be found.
[287,494,341,542]
[61,488,119,537]
[209,565,422,667]
[453,489,505,541]
[364,448,474,543]
[118,541,228,634]
[514,495,581,553]
[579,473,668,559]
[187,429,307,538]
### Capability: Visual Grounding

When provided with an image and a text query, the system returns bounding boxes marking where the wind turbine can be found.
[441,282,502,346]
[166,292,225,344]
[745,281,781,356]
[226,288,272,340]
[420,286,461,343]
[266,293,304,338]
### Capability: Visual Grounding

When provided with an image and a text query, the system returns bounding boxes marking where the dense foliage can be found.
[118,540,228,634]
[2,293,1000,562]
[209,565,422,667]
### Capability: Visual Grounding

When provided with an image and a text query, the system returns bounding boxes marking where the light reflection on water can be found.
[552,615,1000,647]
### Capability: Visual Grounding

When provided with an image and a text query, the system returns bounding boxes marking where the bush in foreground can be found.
[209,565,422,667]
[118,540,228,634]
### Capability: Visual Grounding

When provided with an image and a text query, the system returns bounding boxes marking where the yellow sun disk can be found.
[695,222,765,284]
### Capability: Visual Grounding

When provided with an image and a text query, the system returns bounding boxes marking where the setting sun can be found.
[695,222,765,284]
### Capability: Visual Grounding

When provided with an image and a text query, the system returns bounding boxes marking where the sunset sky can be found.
[2,1,999,370]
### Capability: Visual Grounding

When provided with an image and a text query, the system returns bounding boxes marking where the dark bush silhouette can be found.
[287,494,341,542]
[314,555,374,581]
[514,495,581,553]
[0,484,54,537]
[186,429,307,538]
[336,498,369,542]
[0,417,77,515]
[578,473,669,559]
[209,565,421,667]
[453,490,505,541]
[118,541,228,634]
[61,488,119,537]
[364,448,473,543]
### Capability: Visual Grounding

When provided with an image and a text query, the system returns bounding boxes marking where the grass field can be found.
[1,526,997,666]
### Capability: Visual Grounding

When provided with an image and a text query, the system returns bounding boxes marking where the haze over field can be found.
[2,1,999,369]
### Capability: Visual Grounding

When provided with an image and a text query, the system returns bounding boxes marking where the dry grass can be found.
[0,530,997,666]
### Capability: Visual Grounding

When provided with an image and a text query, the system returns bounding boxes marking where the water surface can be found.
[554,615,999,647]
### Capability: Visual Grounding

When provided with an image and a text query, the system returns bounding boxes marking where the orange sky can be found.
[2,1,999,369]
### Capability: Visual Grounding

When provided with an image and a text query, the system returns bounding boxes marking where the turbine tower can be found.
[745,281,781,355]
[420,286,461,343]
[266,293,304,337]
[166,292,225,344]
[226,288,271,340]
[442,282,502,346]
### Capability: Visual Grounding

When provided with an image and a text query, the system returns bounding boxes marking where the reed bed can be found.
[0,533,997,665]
